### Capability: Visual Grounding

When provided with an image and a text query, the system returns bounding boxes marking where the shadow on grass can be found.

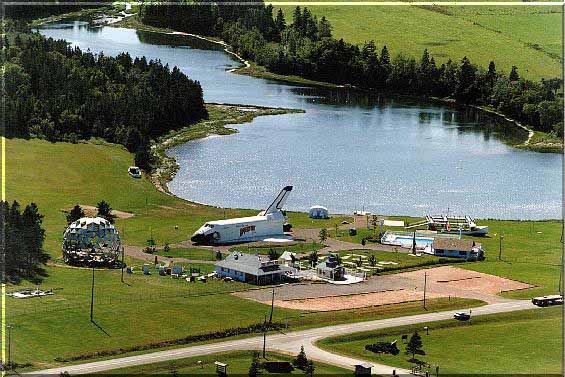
[91,320,111,337]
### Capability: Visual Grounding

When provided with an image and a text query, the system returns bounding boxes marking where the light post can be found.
[423,272,427,310]
[498,234,504,260]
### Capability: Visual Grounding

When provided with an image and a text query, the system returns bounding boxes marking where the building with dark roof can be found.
[432,238,484,259]
[215,252,286,285]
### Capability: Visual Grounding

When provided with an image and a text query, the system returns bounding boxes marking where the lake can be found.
[38,22,562,220]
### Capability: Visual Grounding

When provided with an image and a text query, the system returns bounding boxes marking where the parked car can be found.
[128,166,142,178]
[453,312,471,321]
[532,295,563,307]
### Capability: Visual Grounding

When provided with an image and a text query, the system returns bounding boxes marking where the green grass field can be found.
[229,242,325,256]
[100,350,350,375]
[154,247,217,261]
[278,5,562,80]
[318,306,562,374]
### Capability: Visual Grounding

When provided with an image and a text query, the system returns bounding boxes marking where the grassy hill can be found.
[277,4,562,80]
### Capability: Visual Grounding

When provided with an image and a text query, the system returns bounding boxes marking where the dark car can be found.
[454,312,471,321]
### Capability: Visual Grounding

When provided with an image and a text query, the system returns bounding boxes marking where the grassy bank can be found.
[100,350,350,375]
[318,306,561,374]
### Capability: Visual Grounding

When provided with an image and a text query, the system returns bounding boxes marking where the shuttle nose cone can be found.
[191,233,204,243]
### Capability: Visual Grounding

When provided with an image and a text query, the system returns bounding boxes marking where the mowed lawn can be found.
[278,4,562,80]
[6,265,298,370]
[318,307,562,374]
[101,350,350,375]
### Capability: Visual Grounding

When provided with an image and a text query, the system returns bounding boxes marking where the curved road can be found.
[30,300,537,375]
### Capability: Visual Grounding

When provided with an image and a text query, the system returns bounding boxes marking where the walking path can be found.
[29,300,536,375]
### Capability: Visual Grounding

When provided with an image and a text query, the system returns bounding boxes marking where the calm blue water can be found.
[38,22,563,220]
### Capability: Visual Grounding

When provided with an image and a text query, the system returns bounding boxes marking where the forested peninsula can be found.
[2,27,208,170]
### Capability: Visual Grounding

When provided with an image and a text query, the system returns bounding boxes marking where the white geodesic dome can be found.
[62,217,121,267]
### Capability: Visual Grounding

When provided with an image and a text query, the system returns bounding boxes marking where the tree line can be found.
[1,201,50,283]
[2,31,208,170]
[140,1,563,136]
[5,0,110,20]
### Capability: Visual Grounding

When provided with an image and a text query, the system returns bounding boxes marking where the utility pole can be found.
[262,314,267,358]
[269,288,275,324]
[121,246,125,283]
[498,234,504,260]
[423,272,427,310]
[6,324,13,367]
[90,265,95,322]
[121,224,125,283]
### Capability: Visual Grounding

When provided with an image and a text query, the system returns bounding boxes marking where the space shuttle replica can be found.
[190,186,293,245]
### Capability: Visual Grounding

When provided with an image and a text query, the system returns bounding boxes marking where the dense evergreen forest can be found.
[5,0,109,19]
[140,1,563,137]
[1,201,50,283]
[2,30,208,170]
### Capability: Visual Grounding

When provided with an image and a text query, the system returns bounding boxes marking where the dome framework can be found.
[62,217,122,267]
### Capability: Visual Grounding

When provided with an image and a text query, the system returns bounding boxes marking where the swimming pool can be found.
[381,231,457,248]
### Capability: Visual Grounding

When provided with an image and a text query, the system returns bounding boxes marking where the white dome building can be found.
[62,217,121,267]
[309,205,329,219]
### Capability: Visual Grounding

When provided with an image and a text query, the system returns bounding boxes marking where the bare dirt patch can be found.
[272,289,443,312]
[62,205,134,219]
[235,266,533,311]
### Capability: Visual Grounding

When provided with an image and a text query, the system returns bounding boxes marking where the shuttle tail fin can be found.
[264,186,293,215]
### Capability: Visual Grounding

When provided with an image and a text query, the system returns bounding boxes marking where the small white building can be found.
[432,238,484,260]
[278,251,297,267]
[309,205,329,219]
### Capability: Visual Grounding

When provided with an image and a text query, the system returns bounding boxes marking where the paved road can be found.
[29,300,537,375]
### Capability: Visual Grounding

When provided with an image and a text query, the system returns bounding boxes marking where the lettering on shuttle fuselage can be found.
[240,225,256,237]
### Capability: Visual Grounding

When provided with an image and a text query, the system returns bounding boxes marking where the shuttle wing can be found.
[264,186,293,215]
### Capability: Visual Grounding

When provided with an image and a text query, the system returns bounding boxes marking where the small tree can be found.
[304,360,315,377]
[406,331,424,360]
[308,250,318,267]
[368,254,377,267]
[293,346,308,370]
[319,228,328,243]
[163,243,170,254]
[66,204,84,224]
[248,350,262,377]
[509,65,520,81]
[96,200,115,224]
